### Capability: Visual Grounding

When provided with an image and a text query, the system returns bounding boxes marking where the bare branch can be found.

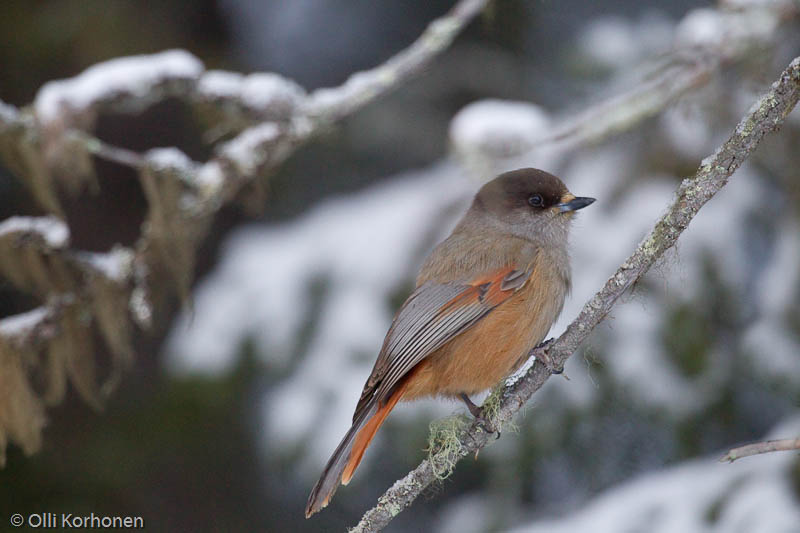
[351,55,800,533]
[304,0,489,122]
[539,57,713,149]
[720,438,800,462]
[451,0,798,165]
[82,133,146,169]
[542,0,798,149]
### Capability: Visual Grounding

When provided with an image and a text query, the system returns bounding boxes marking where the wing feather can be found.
[353,265,532,420]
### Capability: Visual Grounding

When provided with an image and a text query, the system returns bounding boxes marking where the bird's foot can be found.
[459,393,500,438]
[530,338,565,375]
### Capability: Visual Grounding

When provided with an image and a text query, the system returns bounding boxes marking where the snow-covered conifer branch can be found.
[0,0,489,465]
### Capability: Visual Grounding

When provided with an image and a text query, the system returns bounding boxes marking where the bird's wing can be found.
[353,265,532,420]
[307,264,533,517]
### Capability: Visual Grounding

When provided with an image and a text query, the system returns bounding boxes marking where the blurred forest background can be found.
[1,0,800,532]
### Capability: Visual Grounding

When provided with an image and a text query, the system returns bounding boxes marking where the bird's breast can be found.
[403,253,569,399]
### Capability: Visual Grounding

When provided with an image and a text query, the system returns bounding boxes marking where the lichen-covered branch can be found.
[0,218,136,452]
[0,0,488,466]
[720,438,800,462]
[350,55,800,533]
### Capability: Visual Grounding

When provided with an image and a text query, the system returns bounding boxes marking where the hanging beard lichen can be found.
[0,339,47,467]
[0,219,136,464]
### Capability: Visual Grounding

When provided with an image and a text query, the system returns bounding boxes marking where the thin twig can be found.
[515,0,796,154]
[350,55,800,533]
[720,438,800,462]
[79,132,146,168]
[305,0,489,122]
[538,56,713,148]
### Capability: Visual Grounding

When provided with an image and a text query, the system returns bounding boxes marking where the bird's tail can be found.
[305,379,409,518]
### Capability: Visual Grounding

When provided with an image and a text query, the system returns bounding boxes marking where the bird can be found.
[305,168,594,517]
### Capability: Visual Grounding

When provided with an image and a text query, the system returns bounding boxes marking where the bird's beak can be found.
[557,196,595,213]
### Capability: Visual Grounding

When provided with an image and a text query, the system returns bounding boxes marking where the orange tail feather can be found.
[305,373,415,518]
[341,379,409,484]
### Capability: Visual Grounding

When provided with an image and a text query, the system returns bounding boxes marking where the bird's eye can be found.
[528,194,544,207]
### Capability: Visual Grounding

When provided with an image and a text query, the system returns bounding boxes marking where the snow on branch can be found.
[350,55,800,533]
[0,306,61,350]
[35,49,204,125]
[0,215,69,248]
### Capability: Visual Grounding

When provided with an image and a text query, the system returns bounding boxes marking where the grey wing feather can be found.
[374,293,487,400]
[353,281,469,421]
[354,268,531,420]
